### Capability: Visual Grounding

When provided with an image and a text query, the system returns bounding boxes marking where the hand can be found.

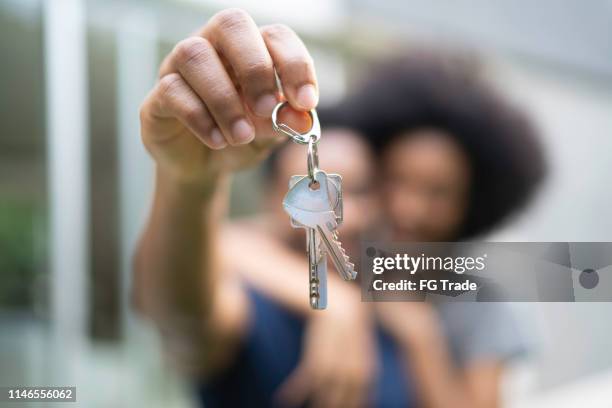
[139,8,318,186]
[374,302,443,350]
[275,295,376,408]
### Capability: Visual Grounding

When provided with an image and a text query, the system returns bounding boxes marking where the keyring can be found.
[307,135,319,181]
[271,101,321,145]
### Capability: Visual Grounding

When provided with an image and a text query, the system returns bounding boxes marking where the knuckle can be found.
[139,99,152,123]
[211,8,251,32]
[205,83,240,113]
[157,73,183,102]
[237,59,273,83]
[157,54,172,78]
[210,98,240,122]
[183,105,209,129]
[173,37,212,67]
[182,105,201,123]
[261,23,293,40]
[139,102,151,127]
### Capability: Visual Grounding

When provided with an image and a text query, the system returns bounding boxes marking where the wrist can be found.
[156,166,228,202]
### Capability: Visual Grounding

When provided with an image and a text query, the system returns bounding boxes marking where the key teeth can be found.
[316,223,357,280]
[329,233,357,280]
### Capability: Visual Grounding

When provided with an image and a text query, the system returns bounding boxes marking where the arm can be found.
[376,303,503,408]
[133,172,246,374]
[222,223,377,407]
[221,222,361,317]
[132,8,318,375]
[403,326,502,408]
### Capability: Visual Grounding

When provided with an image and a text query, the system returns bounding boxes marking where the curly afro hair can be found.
[319,51,547,239]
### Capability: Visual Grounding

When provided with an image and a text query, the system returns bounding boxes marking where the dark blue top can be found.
[197,287,417,407]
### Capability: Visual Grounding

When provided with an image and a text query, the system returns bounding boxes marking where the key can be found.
[288,174,343,227]
[272,100,355,309]
[288,176,331,309]
[283,169,357,281]
[307,228,327,308]
[288,174,342,309]
[284,172,356,281]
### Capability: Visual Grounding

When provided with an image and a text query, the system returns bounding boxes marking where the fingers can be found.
[203,8,279,117]
[148,8,318,153]
[203,9,318,113]
[149,72,227,149]
[261,23,318,111]
[168,36,255,146]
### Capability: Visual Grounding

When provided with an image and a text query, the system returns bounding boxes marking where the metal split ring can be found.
[271,101,321,145]
[307,135,319,181]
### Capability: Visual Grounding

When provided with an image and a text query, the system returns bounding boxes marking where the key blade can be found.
[310,253,328,309]
[307,228,327,309]
[317,222,357,281]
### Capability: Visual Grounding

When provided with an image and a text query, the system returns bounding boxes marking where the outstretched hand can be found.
[140,8,317,186]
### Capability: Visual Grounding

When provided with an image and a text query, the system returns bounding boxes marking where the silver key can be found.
[307,228,327,308]
[289,174,343,227]
[288,174,342,309]
[283,170,357,281]
[272,100,355,309]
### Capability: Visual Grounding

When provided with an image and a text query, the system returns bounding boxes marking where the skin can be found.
[135,8,318,375]
[220,129,503,408]
[374,129,502,408]
[230,130,379,407]
[381,128,471,242]
[231,128,503,408]
[134,8,503,407]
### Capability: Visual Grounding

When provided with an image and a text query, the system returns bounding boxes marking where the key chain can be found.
[272,101,356,310]
[272,101,321,183]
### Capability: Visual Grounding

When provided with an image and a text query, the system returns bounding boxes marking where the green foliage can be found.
[0,198,46,309]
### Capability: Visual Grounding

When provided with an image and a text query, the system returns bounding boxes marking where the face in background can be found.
[272,128,377,249]
[380,128,471,242]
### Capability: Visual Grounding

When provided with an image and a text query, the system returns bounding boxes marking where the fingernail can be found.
[209,128,227,149]
[254,94,278,117]
[232,119,254,144]
[296,84,318,110]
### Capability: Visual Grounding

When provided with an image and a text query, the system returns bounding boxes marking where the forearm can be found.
[401,332,467,408]
[400,326,499,408]
[133,169,228,333]
[222,223,362,317]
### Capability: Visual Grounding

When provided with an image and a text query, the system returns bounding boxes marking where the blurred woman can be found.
[340,52,545,242]
[329,53,546,408]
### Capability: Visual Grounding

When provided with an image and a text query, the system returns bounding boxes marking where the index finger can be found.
[260,24,318,111]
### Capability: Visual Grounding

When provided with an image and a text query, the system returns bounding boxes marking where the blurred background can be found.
[1,0,611,406]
